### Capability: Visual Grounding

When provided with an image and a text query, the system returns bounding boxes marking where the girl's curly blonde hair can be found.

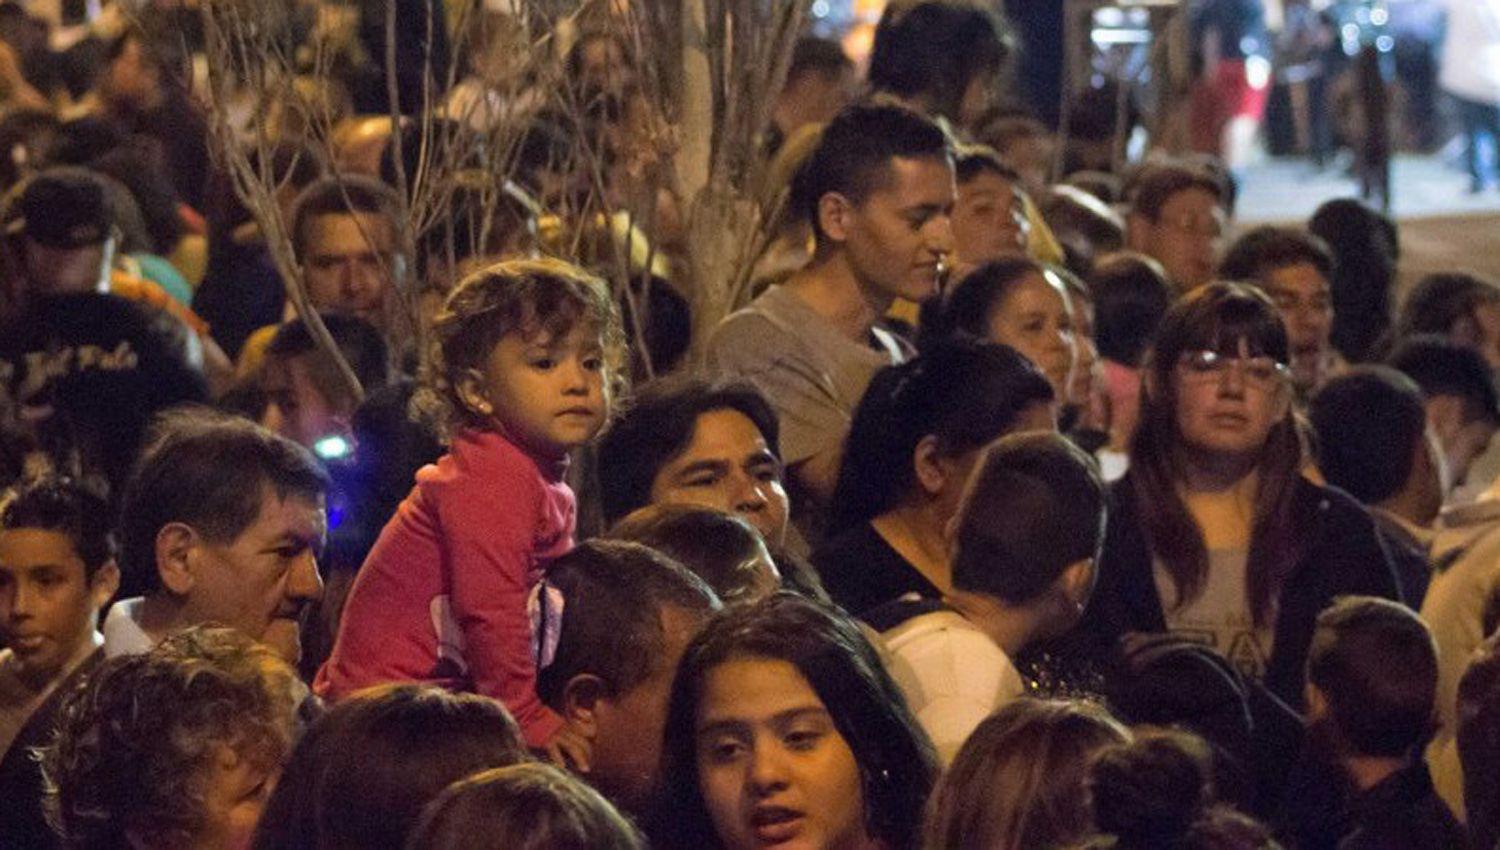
[414,257,628,440]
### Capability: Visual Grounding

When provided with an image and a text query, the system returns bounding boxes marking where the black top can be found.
[812,522,940,618]
[0,649,103,849]
[1338,762,1466,850]
[1064,473,1402,710]
[0,293,209,496]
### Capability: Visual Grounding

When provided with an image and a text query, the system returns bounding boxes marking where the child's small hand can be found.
[545,722,593,774]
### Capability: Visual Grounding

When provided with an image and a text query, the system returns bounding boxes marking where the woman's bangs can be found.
[1180,294,1289,362]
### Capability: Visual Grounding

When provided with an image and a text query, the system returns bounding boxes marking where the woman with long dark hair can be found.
[1078,283,1400,709]
[654,593,938,850]
[813,339,1055,616]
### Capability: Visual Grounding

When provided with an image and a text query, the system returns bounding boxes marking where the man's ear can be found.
[1058,558,1096,610]
[1425,395,1464,446]
[1125,213,1151,252]
[561,673,607,739]
[153,522,198,596]
[89,559,120,610]
[817,191,854,244]
[912,434,947,497]
[1305,682,1329,722]
[454,369,493,419]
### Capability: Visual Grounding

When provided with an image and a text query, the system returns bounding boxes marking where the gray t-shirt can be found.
[706,284,909,467]
[1154,548,1273,680]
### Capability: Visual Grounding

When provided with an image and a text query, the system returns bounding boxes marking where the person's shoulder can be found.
[707,291,804,356]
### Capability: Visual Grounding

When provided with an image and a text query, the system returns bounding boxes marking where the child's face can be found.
[468,323,609,456]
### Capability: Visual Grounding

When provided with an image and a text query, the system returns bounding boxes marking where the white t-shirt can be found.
[878,608,1025,765]
[1154,548,1273,681]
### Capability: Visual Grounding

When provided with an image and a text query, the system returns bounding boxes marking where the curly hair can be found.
[41,627,305,850]
[413,257,628,440]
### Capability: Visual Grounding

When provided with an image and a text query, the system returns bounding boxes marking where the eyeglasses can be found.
[1177,350,1290,389]
[1157,213,1226,240]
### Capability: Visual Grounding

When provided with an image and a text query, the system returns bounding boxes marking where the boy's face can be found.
[260,355,342,451]
[0,527,116,687]
[1129,187,1224,292]
[468,323,609,457]
[952,171,1027,268]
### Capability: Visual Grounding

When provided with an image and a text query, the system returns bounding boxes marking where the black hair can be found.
[1088,730,1278,850]
[595,377,781,526]
[536,539,720,706]
[289,175,403,263]
[0,476,116,578]
[953,143,1018,185]
[1387,335,1500,426]
[117,408,329,599]
[608,505,777,604]
[1090,251,1175,367]
[1308,199,1399,363]
[87,140,184,256]
[790,101,949,246]
[1396,272,1500,343]
[1308,367,1428,505]
[951,432,1106,603]
[1219,226,1334,285]
[787,36,851,83]
[252,684,528,850]
[656,593,938,850]
[828,337,1055,534]
[266,312,394,413]
[1306,596,1438,758]
[867,0,1012,123]
[917,256,1055,351]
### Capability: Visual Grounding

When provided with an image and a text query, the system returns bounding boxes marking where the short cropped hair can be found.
[608,505,777,604]
[289,174,403,262]
[1089,252,1175,367]
[1219,226,1335,284]
[1309,367,1428,505]
[595,376,781,526]
[407,763,644,850]
[0,477,116,578]
[953,143,1018,185]
[42,627,304,850]
[117,409,329,597]
[1387,335,1500,426]
[414,258,627,438]
[868,0,1011,122]
[1307,596,1438,758]
[537,540,719,706]
[267,312,394,414]
[791,101,950,246]
[951,432,1106,604]
[1127,161,1224,222]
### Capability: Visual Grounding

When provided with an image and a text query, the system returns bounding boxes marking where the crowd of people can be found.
[3,0,1500,849]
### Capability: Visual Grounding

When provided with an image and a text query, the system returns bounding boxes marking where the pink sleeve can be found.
[441,474,564,747]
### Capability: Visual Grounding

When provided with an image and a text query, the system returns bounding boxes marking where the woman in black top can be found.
[813,339,1055,616]
[1075,283,1401,709]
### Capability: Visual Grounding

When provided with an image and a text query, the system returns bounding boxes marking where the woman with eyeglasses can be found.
[1073,282,1401,711]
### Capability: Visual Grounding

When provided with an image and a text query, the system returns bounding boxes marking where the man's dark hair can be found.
[787,36,851,84]
[952,432,1106,603]
[1388,335,1500,427]
[1307,596,1438,758]
[1308,367,1428,505]
[537,540,719,706]
[289,175,403,262]
[867,0,1011,122]
[0,477,116,578]
[1127,161,1224,222]
[267,313,393,414]
[1090,252,1175,367]
[1396,272,1500,342]
[790,101,949,246]
[1219,226,1335,284]
[117,409,329,598]
[953,143,1019,186]
[595,377,781,526]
